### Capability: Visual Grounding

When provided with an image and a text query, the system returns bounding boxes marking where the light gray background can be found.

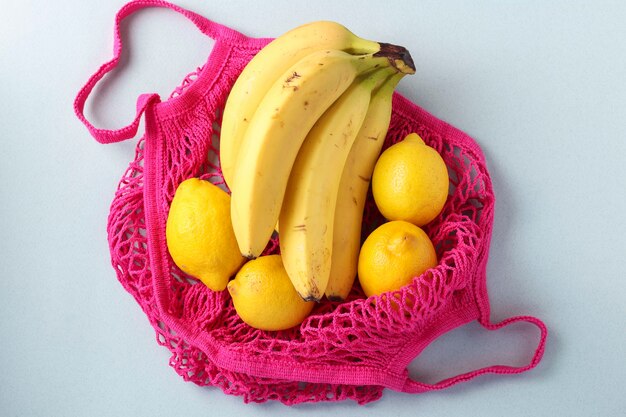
[1,1,625,416]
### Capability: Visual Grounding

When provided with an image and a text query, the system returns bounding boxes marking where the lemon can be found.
[227,255,315,331]
[372,133,449,226]
[166,178,245,291]
[358,220,437,297]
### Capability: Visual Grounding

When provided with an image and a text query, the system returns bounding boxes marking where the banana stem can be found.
[375,42,416,74]
[374,71,406,95]
[358,65,399,91]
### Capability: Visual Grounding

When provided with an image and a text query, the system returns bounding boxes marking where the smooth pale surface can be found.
[1,1,625,416]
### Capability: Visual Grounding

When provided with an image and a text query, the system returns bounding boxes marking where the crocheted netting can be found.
[106,41,494,405]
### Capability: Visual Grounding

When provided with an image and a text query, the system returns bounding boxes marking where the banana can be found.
[325,73,405,301]
[231,48,414,259]
[279,68,396,301]
[219,21,381,189]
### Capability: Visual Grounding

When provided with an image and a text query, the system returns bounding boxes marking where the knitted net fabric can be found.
[105,37,495,405]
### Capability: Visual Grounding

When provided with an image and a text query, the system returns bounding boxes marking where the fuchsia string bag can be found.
[74,0,547,405]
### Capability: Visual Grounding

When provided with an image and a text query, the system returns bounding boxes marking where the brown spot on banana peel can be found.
[284,71,301,84]
[283,72,302,90]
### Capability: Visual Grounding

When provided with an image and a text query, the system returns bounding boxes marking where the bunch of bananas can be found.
[220,21,415,302]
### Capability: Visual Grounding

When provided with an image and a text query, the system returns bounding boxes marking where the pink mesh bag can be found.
[74,0,547,405]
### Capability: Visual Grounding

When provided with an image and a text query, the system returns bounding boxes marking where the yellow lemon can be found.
[166,178,245,291]
[358,220,437,297]
[227,255,315,331]
[372,133,449,226]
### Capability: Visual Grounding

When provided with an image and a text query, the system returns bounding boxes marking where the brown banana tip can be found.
[301,294,321,303]
[375,42,416,74]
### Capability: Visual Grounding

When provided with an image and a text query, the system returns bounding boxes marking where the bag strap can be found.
[401,315,547,393]
[73,0,240,144]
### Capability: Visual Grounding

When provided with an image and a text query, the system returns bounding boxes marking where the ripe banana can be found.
[325,73,405,301]
[279,68,396,301]
[231,49,414,259]
[219,21,381,189]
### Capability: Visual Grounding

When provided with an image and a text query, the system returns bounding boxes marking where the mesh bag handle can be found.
[73,0,244,144]
[400,315,547,393]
